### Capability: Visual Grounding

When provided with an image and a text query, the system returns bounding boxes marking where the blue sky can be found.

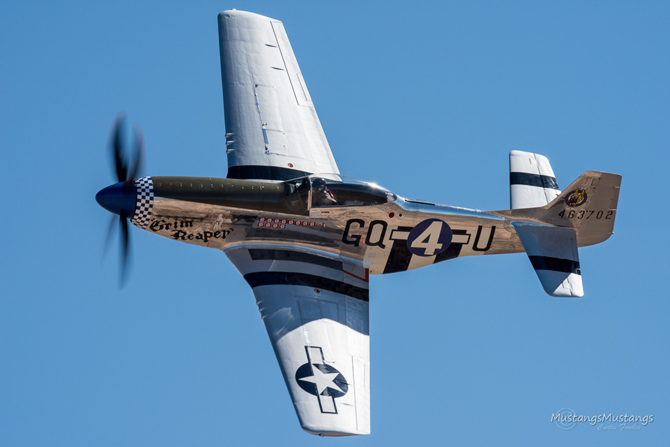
[1,1,668,445]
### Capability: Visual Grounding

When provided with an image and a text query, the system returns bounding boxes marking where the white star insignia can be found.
[298,365,343,395]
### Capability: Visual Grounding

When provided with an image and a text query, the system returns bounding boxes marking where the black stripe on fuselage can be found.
[510,172,559,190]
[383,228,468,274]
[383,226,414,274]
[249,249,342,271]
[244,272,369,301]
[528,256,581,274]
[435,229,468,262]
[227,165,311,181]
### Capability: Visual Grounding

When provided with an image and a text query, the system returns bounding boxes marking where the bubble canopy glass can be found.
[283,174,397,213]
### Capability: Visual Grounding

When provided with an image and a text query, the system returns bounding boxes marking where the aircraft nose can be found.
[96,181,136,217]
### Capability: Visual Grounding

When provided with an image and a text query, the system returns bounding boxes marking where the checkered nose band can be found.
[131,177,154,229]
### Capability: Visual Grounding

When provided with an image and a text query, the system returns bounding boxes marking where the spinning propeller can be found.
[96,113,145,285]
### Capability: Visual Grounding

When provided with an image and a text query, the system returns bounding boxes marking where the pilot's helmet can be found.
[312,178,328,189]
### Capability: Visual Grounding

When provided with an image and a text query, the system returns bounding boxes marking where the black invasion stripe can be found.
[383,228,468,273]
[383,239,413,274]
[243,272,369,301]
[528,256,581,274]
[248,249,342,271]
[510,172,559,190]
[227,165,311,181]
[383,226,414,274]
[435,229,468,263]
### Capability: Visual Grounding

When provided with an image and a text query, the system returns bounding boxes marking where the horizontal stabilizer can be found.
[512,222,583,297]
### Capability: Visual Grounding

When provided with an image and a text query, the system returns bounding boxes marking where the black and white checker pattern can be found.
[131,176,154,229]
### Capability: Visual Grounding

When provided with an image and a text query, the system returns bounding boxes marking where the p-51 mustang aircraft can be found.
[96,10,621,436]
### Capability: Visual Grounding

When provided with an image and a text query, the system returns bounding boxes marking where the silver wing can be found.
[225,246,370,436]
[218,10,339,180]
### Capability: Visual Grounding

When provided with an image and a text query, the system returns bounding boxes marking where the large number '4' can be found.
[410,221,444,256]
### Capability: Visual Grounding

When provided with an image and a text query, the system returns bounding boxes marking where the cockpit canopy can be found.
[284,175,397,213]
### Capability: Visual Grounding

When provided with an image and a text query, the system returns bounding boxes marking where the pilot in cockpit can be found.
[312,178,337,206]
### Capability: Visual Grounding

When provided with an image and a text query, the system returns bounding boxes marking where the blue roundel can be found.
[407,219,453,257]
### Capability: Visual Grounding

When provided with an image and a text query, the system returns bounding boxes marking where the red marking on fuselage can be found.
[344,268,369,283]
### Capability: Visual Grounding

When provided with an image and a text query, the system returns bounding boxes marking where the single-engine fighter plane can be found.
[96,10,621,436]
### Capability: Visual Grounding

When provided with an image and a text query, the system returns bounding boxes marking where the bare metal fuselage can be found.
[145,176,523,276]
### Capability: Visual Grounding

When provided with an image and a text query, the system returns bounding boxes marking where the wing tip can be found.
[538,271,584,298]
[219,9,277,22]
[303,427,370,437]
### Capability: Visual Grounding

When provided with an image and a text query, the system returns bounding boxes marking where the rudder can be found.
[540,171,621,246]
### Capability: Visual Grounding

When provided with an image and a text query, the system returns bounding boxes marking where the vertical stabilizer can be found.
[510,151,560,209]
